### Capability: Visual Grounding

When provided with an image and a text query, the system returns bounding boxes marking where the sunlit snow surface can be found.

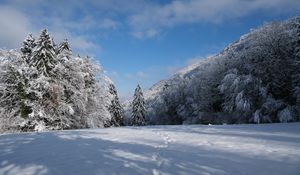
[0,123,300,175]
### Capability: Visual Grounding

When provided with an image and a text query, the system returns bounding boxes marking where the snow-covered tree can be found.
[0,29,115,132]
[278,106,294,123]
[293,16,300,116]
[0,58,25,128]
[108,84,124,126]
[80,57,109,128]
[131,84,146,126]
[246,22,293,102]
[218,69,265,122]
[56,41,81,105]
[0,50,34,131]
[19,35,35,118]
[21,30,59,130]
[142,16,297,125]
[21,33,36,63]
[57,39,71,61]
[30,29,57,77]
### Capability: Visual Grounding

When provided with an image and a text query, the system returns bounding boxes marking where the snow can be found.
[1,123,300,175]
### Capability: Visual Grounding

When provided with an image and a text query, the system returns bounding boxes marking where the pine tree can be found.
[57,39,72,62]
[26,29,64,130]
[108,84,124,126]
[19,34,36,119]
[131,84,146,126]
[56,39,73,99]
[21,33,36,63]
[30,29,57,77]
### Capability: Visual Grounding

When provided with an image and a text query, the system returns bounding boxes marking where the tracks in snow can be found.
[151,129,175,175]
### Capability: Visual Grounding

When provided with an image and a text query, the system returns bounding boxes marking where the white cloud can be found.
[124,71,148,80]
[0,4,100,55]
[132,29,160,39]
[1,0,299,46]
[64,16,120,31]
[99,18,120,30]
[111,71,118,77]
[129,0,300,38]
[125,73,134,79]
[137,71,148,78]
[59,33,97,52]
[0,6,33,48]
[42,25,99,56]
[70,36,98,51]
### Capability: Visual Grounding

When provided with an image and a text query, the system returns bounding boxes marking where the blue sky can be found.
[0,0,300,99]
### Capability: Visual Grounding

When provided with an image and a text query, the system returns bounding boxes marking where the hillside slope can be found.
[145,15,300,125]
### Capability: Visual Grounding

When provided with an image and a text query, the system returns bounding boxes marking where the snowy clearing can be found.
[0,123,300,175]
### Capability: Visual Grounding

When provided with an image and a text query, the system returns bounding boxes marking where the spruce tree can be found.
[56,39,74,102]
[21,33,36,63]
[108,84,124,126]
[26,29,63,129]
[57,39,72,61]
[30,29,57,77]
[17,34,35,120]
[131,84,146,126]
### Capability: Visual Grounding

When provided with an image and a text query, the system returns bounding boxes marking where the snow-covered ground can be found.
[0,123,300,175]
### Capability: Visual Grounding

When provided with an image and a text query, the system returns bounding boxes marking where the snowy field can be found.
[0,123,300,175]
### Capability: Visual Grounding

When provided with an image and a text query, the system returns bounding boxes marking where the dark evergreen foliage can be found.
[30,29,57,77]
[131,84,146,126]
[108,84,124,126]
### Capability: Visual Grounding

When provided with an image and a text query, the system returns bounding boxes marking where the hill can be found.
[144,15,300,125]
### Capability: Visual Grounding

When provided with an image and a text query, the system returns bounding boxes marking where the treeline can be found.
[146,16,300,125]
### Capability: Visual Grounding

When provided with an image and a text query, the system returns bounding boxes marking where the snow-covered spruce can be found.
[30,29,57,77]
[0,29,114,132]
[108,83,124,126]
[21,33,36,64]
[131,84,146,126]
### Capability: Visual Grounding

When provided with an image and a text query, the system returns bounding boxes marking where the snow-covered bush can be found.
[278,106,294,123]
